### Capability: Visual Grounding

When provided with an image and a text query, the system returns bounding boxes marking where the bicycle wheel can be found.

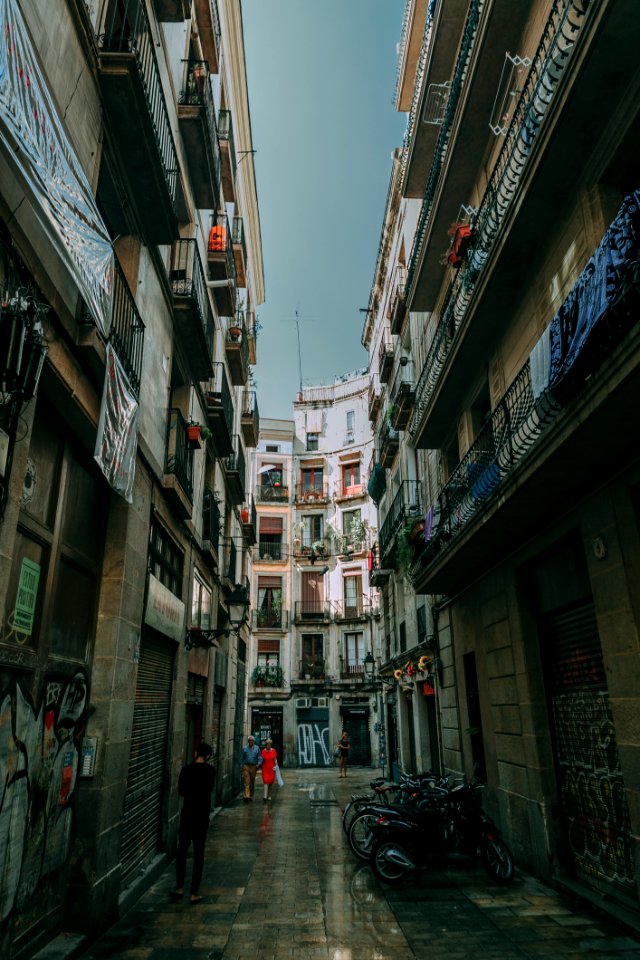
[371,840,410,884]
[348,812,378,860]
[481,836,514,884]
[342,797,371,836]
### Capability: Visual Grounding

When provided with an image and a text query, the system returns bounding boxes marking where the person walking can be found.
[336,730,350,778]
[171,742,216,904]
[260,738,278,802]
[240,734,262,801]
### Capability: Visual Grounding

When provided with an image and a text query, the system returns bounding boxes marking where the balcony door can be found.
[257,575,282,628]
[259,515,283,560]
[301,570,324,619]
[343,573,363,618]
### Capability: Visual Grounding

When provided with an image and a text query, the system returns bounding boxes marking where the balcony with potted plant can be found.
[251,662,285,689]
[389,357,415,430]
[169,238,215,381]
[224,308,249,386]
[240,495,256,546]
[298,657,326,681]
[163,408,194,517]
[192,0,220,75]
[207,212,236,315]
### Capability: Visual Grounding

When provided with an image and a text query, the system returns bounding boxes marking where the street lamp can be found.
[185,583,250,649]
[363,652,395,686]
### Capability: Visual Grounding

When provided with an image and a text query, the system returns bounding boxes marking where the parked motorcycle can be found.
[369,781,514,885]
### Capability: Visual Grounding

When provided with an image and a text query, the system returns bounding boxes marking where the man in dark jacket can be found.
[171,741,216,903]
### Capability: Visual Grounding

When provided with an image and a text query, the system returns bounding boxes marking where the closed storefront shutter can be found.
[120,634,174,885]
[546,601,634,897]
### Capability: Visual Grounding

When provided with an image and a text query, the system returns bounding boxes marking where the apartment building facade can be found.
[247,375,382,770]
[366,0,640,912]
[0,0,262,955]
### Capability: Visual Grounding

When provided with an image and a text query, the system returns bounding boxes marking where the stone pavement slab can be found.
[73,769,640,960]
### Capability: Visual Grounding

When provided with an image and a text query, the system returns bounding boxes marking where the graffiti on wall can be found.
[297,722,330,767]
[553,690,634,889]
[0,671,88,922]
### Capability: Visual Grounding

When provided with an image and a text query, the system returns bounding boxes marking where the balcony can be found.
[220,537,236,584]
[389,266,408,335]
[256,482,289,505]
[105,256,145,397]
[152,0,189,21]
[177,61,221,210]
[247,311,259,364]
[367,462,387,505]
[334,535,366,558]
[294,601,332,624]
[240,495,256,546]
[222,435,245,505]
[294,481,330,506]
[334,482,365,504]
[253,608,289,631]
[163,408,194,516]
[369,542,393,588]
[298,658,326,681]
[241,389,259,447]
[378,418,399,468]
[202,487,221,563]
[232,217,247,288]
[193,0,220,74]
[169,239,214,381]
[293,539,329,562]
[389,361,415,431]
[217,109,237,203]
[368,380,382,422]
[333,599,368,622]
[97,3,182,242]
[339,658,365,680]
[254,541,286,563]
[379,480,422,559]
[205,362,233,457]
[378,330,394,383]
[207,213,236,316]
[224,311,249,386]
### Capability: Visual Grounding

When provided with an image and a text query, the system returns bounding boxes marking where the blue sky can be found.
[243,0,407,420]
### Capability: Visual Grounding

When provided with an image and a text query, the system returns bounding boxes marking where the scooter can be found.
[369,781,514,885]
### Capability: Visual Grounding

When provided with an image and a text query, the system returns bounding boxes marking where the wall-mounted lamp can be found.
[185,584,249,649]
[363,652,395,687]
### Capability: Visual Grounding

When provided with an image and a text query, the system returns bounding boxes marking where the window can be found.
[265,444,279,453]
[257,576,283,628]
[343,574,363,617]
[259,516,283,560]
[345,631,364,673]
[300,467,324,498]
[342,462,360,493]
[258,463,285,501]
[301,634,324,677]
[342,509,362,537]
[258,651,280,668]
[306,433,319,451]
[150,520,184,597]
[345,410,355,443]
[399,620,407,653]
[191,571,212,629]
[301,514,323,549]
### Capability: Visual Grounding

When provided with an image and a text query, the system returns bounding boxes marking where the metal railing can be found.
[165,408,193,499]
[109,256,145,397]
[179,59,221,204]
[255,541,285,562]
[379,480,422,557]
[99,0,179,212]
[241,388,259,433]
[241,495,256,529]
[335,482,364,500]
[207,362,233,435]
[253,608,288,630]
[169,239,214,359]
[217,109,237,178]
[294,481,330,504]
[256,483,289,504]
[298,658,326,680]
[203,488,221,549]
[232,216,247,262]
[294,601,332,623]
[225,309,249,368]
[333,599,369,620]
[399,0,436,184]
[223,434,246,492]
[208,212,236,281]
[339,658,365,678]
[409,0,591,440]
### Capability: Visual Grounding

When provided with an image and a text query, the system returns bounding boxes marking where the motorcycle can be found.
[369,781,514,885]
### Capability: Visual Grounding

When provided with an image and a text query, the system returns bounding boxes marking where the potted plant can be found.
[228,324,242,341]
[186,421,202,448]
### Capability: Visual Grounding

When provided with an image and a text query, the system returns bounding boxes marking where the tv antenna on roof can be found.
[281,305,314,396]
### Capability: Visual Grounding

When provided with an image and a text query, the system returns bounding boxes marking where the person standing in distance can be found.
[260,738,278,802]
[171,742,216,904]
[240,734,262,801]
[337,730,350,778]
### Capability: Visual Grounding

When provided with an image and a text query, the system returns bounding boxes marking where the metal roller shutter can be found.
[120,635,174,885]
[546,602,634,896]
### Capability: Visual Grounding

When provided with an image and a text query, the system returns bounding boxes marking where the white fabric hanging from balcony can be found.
[305,409,323,433]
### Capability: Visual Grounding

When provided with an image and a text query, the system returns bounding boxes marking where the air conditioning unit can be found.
[296,697,312,710]
[315,697,329,708]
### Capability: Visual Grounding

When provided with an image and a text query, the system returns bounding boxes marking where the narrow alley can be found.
[60,770,640,960]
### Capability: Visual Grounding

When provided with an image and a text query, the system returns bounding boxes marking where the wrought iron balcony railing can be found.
[256,483,289,504]
[222,434,246,504]
[205,362,233,456]
[202,487,221,551]
[255,541,285,562]
[165,408,194,500]
[108,256,145,397]
[339,657,365,679]
[241,389,259,447]
[232,216,247,287]
[294,601,332,623]
[298,658,326,680]
[169,238,214,378]
[177,59,221,210]
[379,480,422,558]
[253,608,289,631]
[224,309,249,385]
[294,481,330,504]
[217,109,237,181]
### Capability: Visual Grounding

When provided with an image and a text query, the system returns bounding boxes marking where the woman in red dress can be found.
[260,739,278,802]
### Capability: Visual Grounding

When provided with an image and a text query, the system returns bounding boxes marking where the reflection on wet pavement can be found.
[78,768,640,960]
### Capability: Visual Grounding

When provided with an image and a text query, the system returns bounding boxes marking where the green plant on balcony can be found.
[396,517,424,574]
[251,663,285,687]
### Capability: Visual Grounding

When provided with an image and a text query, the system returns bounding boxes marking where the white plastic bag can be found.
[275,764,284,788]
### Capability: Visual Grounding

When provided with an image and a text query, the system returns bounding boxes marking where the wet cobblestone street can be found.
[74,770,640,960]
